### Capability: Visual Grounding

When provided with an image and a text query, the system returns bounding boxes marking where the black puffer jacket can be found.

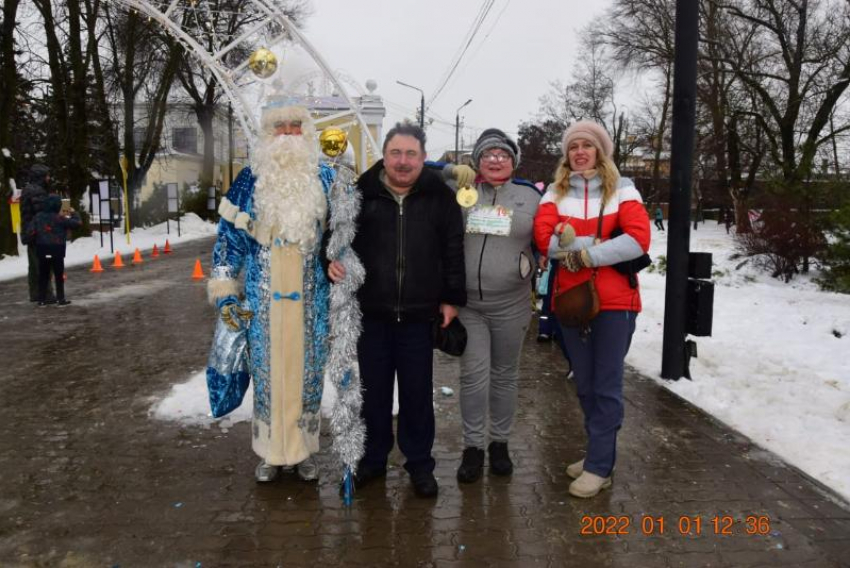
[20,164,51,243]
[352,160,466,322]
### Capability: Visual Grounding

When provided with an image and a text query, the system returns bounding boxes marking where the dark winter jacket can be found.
[20,164,51,243]
[351,160,466,322]
[28,195,81,252]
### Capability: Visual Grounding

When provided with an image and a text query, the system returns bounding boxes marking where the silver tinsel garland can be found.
[325,165,366,495]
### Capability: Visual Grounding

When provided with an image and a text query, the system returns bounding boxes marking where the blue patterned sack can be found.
[536,264,550,296]
[206,318,250,418]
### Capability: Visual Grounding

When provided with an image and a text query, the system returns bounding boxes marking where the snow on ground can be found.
[83,216,848,502]
[629,223,850,502]
[149,369,401,426]
[0,213,217,282]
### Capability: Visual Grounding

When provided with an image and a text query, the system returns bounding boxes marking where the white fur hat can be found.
[260,104,315,137]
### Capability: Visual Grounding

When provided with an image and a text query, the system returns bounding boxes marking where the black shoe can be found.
[536,333,551,343]
[457,447,485,483]
[45,299,57,305]
[351,463,386,490]
[57,299,71,307]
[488,441,513,476]
[37,301,48,308]
[410,471,438,498]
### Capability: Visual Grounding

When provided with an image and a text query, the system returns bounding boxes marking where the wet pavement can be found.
[1,237,849,567]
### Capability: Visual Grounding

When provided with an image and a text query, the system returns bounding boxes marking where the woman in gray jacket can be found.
[445,129,541,482]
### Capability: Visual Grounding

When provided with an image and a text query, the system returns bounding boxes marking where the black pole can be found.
[228,101,234,186]
[419,93,425,130]
[661,0,700,380]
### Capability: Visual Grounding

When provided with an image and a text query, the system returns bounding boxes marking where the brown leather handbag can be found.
[553,202,604,329]
[554,276,600,328]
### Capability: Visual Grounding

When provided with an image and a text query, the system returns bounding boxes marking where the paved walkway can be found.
[1,237,848,567]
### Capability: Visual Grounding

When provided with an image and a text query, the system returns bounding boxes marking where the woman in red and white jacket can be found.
[533,121,650,498]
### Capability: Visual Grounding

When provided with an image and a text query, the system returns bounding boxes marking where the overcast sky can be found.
[303,0,614,159]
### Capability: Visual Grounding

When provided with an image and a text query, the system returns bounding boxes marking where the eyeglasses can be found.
[481,152,512,163]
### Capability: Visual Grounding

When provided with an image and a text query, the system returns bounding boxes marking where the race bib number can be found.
[466,205,513,236]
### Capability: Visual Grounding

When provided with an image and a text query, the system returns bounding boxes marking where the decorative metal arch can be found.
[109,0,380,158]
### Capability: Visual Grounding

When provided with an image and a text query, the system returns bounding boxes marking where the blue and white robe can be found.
[208,164,334,466]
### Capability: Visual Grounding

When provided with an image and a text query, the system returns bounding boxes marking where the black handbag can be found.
[433,317,468,356]
[610,227,652,288]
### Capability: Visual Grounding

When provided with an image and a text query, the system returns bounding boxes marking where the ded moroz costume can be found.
[206,103,336,481]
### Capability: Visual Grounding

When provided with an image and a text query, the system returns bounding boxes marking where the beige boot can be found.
[566,459,584,479]
[568,471,612,498]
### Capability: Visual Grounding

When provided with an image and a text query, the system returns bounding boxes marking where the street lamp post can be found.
[455,99,473,164]
[396,80,425,129]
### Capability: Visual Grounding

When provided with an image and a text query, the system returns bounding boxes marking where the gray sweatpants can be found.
[458,293,531,449]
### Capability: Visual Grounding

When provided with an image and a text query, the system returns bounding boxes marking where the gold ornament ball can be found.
[320,128,349,157]
[249,48,278,79]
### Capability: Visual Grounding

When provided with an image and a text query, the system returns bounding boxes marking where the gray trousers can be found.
[458,294,531,449]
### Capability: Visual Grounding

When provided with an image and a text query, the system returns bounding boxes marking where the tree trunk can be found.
[0,0,21,257]
[727,115,748,232]
[197,100,216,191]
[65,0,89,207]
[651,65,672,205]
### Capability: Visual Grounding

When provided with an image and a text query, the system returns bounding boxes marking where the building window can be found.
[172,127,198,154]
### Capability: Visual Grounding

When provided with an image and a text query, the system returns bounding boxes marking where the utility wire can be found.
[427,0,495,109]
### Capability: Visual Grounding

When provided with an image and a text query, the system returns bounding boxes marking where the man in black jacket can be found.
[329,122,466,497]
[19,164,55,303]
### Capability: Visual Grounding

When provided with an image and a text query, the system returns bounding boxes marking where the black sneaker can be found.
[351,463,386,490]
[410,471,438,498]
[536,333,551,343]
[37,301,48,308]
[456,447,485,483]
[57,299,72,307]
[488,441,513,476]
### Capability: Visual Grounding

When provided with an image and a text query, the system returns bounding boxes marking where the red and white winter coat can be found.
[533,172,651,313]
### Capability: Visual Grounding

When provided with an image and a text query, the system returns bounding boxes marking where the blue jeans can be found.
[560,310,636,477]
[357,318,436,475]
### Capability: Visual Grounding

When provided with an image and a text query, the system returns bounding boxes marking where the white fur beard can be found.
[252,135,327,254]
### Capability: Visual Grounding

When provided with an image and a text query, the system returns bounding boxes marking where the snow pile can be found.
[0,213,217,282]
[150,370,253,430]
[629,223,850,501]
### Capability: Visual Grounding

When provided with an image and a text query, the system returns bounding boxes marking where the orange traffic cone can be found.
[191,259,205,280]
[151,244,160,258]
[163,240,173,254]
[112,251,125,268]
[90,255,104,273]
[132,248,143,264]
